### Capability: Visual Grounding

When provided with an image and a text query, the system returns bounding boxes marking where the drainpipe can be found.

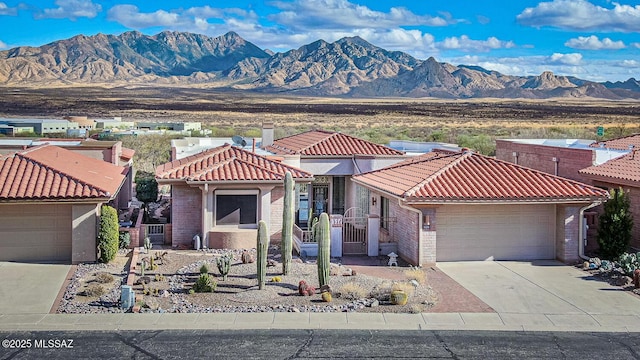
[397,198,424,267]
[578,201,602,261]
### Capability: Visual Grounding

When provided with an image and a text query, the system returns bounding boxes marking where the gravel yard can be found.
[57,247,439,314]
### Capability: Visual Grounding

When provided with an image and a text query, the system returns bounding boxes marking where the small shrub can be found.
[154,274,166,282]
[403,267,427,285]
[118,232,131,249]
[97,205,119,263]
[84,284,106,297]
[199,264,209,274]
[193,274,217,293]
[369,280,393,301]
[95,272,114,284]
[337,282,368,300]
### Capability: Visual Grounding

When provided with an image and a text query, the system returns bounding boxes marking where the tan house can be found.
[0,145,127,263]
[155,144,313,249]
[353,150,609,265]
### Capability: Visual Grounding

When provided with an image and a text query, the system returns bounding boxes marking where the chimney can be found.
[262,122,274,148]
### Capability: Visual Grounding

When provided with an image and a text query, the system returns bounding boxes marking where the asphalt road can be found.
[1,330,639,359]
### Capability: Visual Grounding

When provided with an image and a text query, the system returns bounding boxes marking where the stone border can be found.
[126,247,140,287]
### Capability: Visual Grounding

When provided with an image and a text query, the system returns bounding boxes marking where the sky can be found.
[0,0,639,82]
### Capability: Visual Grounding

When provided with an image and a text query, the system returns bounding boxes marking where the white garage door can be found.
[437,204,556,261]
[0,204,72,262]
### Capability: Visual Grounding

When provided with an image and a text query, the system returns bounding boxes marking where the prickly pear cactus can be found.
[257,220,269,290]
[282,171,294,276]
[316,213,331,288]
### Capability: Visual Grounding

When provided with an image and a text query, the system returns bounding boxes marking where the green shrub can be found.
[95,272,114,284]
[598,188,633,260]
[118,232,131,249]
[199,264,209,274]
[98,205,119,263]
[193,274,217,293]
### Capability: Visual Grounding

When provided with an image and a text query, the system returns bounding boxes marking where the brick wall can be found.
[389,199,420,265]
[556,205,581,263]
[270,185,285,241]
[495,140,595,184]
[171,185,202,247]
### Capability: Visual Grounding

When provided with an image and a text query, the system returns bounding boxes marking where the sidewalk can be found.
[2,311,640,332]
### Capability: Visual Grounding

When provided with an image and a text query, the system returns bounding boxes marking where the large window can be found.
[332,176,345,215]
[216,194,258,225]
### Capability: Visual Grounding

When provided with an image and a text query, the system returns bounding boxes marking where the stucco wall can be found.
[72,204,99,264]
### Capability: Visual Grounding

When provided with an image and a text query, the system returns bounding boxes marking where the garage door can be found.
[436,204,556,261]
[0,204,72,262]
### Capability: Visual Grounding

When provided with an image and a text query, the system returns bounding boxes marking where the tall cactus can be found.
[316,213,331,288]
[282,171,294,275]
[257,220,269,290]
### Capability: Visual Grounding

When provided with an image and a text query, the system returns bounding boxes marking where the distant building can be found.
[0,118,79,135]
[137,121,201,132]
[95,117,135,130]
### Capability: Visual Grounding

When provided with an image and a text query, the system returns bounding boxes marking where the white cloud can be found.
[107,5,183,28]
[439,35,515,52]
[632,42,640,48]
[517,0,640,32]
[619,60,639,67]
[36,0,101,20]
[0,2,17,15]
[268,0,455,30]
[565,35,625,50]
[0,39,7,49]
[549,53,583,65]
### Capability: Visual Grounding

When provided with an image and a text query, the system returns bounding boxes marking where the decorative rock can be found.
[136,276,152,285]
[267,259,277,267]
[320,284,332,294]
[369,299,380,307]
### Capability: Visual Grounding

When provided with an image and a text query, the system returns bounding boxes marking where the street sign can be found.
[597,126,604,137]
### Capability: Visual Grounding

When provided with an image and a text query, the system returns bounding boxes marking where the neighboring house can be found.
[580,150,640,251]
[352,150,609,266]
[0,138,135,210]
[155,144,313,249]
[0,145,127,263]
[263,129,407,229]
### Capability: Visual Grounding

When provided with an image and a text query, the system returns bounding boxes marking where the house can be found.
[0,145,127,263]
[580,150,640,251]
[155,144,313,249]
[263,129,407,228]
[352,150,609,265]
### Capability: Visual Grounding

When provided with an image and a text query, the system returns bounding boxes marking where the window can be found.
[331,176,345,215]
[215,194,258,226]
[355,185,370,213]
[380,197,390,230]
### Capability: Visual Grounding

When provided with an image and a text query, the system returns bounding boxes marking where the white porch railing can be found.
[293,224,317,256]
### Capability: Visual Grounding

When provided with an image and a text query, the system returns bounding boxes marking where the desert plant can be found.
[199,263,209,274]
[282,171,295,275]
[95,272,114,284]
[390,290,408,305]
[97,205,119,263]
[298,280,315,296]
[193,274,217,293]
[598,188,633,260]
[135,171,159,222]
[118,231,131,249]
[154,274,165,282]
[270,276,282,283]
[316,213,331,287]
[617,252,640,276]
[338,282,368,300]
[321,291,333,302]
[403,266,427,285]
[216,253,232,281]
[84,284,106,297]
[257,220,269,290]
[392,281,415,298]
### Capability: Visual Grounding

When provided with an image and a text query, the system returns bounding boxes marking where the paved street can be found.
[1,329,640,359]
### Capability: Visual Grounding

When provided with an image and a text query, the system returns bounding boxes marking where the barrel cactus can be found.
[282,171,294,275]
[390,290,408,305]
[316,213,331,288]
[257,220,269,290]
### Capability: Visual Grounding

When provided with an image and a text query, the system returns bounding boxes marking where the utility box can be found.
[121,285,135,311]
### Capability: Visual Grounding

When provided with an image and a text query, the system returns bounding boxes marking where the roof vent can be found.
[629,145,635,151]
[461,147,472,154]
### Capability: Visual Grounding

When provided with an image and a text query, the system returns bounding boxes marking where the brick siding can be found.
[171,185,202,247]
[389,199,420,265]
[270,186,285,241]
[593,181,640,251]
[556,205,581,263]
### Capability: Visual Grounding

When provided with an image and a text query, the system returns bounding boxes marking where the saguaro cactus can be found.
[316,213,331,288]
[257,220,269,290]
[282,171,294,275]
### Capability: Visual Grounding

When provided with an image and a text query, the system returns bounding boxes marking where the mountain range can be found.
[1,30,639,99]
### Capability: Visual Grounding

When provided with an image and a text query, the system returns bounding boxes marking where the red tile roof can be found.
[120,147,135,162]
[156,144,313,182]
[0,145,126,201]
[353,150,608,202]
[265,130,404,156]
[590,134,640,151]
[580,150,640,185]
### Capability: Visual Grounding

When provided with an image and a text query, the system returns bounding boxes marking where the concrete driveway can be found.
[0,262,70,314]
[438,260,640,327]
